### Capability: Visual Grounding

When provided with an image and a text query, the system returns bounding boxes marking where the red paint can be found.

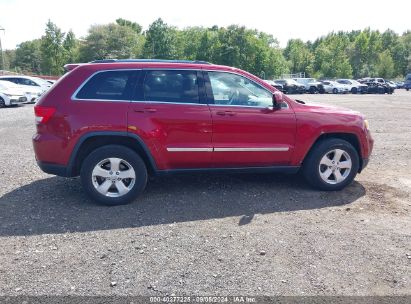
[33,62,373,173]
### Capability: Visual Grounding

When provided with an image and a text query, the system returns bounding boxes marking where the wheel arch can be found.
[67,132,157,176]
[302,132,363,172]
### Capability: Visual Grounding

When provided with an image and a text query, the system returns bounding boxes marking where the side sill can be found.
[155,166,300,175]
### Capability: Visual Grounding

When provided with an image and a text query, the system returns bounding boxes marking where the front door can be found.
[205,71,296,167]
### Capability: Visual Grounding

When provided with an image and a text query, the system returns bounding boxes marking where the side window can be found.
[18,78,39,86]
[208,72,272,107]
[143,70,200,103]
[75,71,135,101]
[4,78,18,84]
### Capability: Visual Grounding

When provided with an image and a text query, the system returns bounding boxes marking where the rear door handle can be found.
[216,111,236,116]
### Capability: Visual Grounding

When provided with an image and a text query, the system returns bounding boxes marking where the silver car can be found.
[320,80,350,94]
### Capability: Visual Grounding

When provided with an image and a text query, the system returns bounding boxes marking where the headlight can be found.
[364,119,370,130]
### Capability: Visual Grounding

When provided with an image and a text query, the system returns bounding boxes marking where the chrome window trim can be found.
[71,69,142,101]
[132,100,208,106]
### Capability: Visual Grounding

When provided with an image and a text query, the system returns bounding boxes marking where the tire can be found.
[406,88,409,91]
[351,87,358,94]
[332,88,338,94]
[302,138,359,191]
[0,98,5,108]
[309,87,316,94]
[80,145,148,206]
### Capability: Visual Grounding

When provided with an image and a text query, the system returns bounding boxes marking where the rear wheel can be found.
[80,145,147,205]
[303,139,359,191]
[332,88,338,94]
[351,87,358,94]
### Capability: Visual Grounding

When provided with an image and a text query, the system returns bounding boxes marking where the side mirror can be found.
[272,91,283,109]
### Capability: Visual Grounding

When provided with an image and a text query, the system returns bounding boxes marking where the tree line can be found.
[2,18,411,79]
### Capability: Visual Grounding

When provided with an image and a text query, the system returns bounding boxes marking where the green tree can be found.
[115,18,142,34]
[143,18,179,59]
[284,39,314,75]
[63,30,78,64]
[79,23,144,61]
[376,50,395,78]
[41,20,66,75]
[14,39,42,74]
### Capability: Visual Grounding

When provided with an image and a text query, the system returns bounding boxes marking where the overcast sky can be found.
[1,0,410,50]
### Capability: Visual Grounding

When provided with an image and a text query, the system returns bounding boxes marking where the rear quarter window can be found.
[75,70,137,101]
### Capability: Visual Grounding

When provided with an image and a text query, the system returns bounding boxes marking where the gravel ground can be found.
[0,90,410,296]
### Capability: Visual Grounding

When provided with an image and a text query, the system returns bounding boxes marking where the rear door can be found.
[127,69,213,170]
[205,71,296,167]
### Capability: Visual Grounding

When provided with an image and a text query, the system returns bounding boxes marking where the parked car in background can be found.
[336,79,368,94]
[294,78,324,94]
[0,79,43,103]
[0,75,51,93]
[46,79,57,85]
[386,81,397,91]
[33,59,373,205]
[395,81,404,89]
[320,80,350,94]
[367,78,394,94]
[359,79,386,94]
[0,80,28,107]
[404,74,411,91]
[274,79,306,94]
[264,80,284,92]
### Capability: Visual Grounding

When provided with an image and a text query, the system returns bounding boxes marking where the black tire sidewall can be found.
[303,139,360,191]
[80,145,147,205]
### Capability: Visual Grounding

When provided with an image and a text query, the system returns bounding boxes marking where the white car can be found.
[0,81,28,107]
[336,79,368,94]
[0,75,51,93]
[0,79,43,103]
[320,80,350,94]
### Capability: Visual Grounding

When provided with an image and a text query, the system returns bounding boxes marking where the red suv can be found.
[33,59,373,205]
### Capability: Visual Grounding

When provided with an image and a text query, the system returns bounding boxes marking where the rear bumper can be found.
[37,160,71,177]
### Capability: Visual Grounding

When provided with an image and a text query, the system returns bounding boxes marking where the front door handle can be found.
[145,108,157,113]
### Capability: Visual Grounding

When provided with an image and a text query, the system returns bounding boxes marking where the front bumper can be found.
[9,96,27,105]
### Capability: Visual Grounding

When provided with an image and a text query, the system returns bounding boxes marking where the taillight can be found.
[34,106,56,124]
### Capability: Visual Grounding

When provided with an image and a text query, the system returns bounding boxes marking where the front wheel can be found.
[332,88,338,94]
[80,145,147,205]
[302,139,359,191]
[0,98,6,108]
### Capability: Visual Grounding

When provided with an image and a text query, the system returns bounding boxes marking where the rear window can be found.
[75,70,136,101]
[143,70,200,103]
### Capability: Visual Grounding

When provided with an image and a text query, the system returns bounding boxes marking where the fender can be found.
[66,131,158,176]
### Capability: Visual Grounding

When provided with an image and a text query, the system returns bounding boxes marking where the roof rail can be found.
[90,59,211,64]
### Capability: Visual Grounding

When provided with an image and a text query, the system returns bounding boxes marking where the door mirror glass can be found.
[272,91,283,108]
